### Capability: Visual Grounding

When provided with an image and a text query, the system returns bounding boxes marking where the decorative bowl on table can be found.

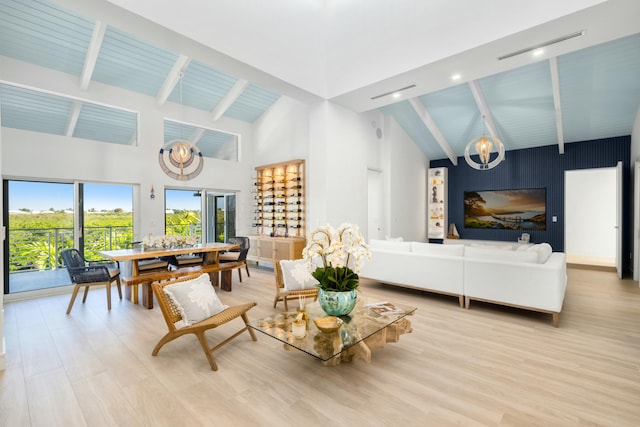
[313,316,343,333]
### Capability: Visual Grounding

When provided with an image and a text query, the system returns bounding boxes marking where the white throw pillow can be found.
[163,273,228,325]
[411,242,464,257]
[280,259,319,290]
[465,246,538,264]
[532,243,553,264]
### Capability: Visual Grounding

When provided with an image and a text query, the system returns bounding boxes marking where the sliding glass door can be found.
[206,192,236,243]
[3,180,133,294]
[163,189,236,244]
[5,181,74,293]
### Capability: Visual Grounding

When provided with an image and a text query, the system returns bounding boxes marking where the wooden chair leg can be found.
[106,282,112,311]
[195,332,219,371]
[245,264,250,277]
[82,286,90,303]
[66,285,81,314]
[242,313,258,341]
[238,268,243,283]
[115,277,123,300]
[152,333,179,357]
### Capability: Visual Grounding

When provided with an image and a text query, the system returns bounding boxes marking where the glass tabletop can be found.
[248,296,417,362]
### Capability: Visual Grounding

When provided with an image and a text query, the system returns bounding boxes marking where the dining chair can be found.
[61,248,122,314]
[219,236,251,282]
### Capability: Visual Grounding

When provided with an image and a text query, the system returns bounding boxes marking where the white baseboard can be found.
[4,284,75,303]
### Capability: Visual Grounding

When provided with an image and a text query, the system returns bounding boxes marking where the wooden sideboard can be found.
[248,236,305,263]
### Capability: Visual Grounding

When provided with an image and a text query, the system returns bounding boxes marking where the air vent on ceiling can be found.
[498,30,585,61]
[371,84,416,100]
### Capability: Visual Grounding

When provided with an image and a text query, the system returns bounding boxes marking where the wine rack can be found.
[252,159,306,238]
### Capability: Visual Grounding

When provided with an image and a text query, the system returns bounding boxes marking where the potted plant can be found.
[302,223,371,316]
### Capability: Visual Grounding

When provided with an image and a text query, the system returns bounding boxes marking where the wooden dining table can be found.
[100,242,238,309]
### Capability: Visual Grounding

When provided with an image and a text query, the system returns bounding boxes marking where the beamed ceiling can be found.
[0,0,639,162]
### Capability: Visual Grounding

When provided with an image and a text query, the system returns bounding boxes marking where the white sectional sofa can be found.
[360,239,567,326]
[360,240,466,307]
[463,245,567,327]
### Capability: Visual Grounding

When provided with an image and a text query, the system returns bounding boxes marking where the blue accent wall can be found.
[431,136,631,271]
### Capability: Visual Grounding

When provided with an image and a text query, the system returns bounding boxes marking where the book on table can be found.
[365,301,405,316]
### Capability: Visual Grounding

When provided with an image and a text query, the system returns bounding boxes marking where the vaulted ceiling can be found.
[0,0,281,157]
[1,0,640,162]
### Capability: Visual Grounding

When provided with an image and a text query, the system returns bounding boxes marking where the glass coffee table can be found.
[248,296,416,366]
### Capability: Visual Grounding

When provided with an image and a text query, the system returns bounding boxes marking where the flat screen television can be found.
[464,188,546,230]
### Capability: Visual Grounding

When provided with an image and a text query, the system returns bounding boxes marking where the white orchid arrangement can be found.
[302,223,371,291]
[142,234,198,249]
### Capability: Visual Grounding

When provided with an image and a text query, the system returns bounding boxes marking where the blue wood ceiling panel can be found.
[92,27,179,96]
[0,0,93,76]
[169,60,238,111]
[0,85,72,135]
[419,84,480,156]
[74,103,137,145]
[479,61,556,151]
[379,100,442,160]
[559,33,640,143]
[163,120,238,161]
[223,84,280,122]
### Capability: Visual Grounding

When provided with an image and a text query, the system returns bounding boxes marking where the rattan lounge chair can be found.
[151,274,257,371]
[273,259,319,310]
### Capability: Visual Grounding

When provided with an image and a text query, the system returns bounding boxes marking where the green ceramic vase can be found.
[318,289,357,316]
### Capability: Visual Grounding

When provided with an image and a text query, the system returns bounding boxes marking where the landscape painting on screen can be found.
[464,188,546,230]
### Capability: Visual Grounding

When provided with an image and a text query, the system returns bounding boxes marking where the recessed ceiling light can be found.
[533,48,545,57]
[392,92,401,98]
[451,73,461,81]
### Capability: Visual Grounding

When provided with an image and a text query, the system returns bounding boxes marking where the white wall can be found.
[259,99,382,231]
[252,96,310,166]
[384,115,429,241]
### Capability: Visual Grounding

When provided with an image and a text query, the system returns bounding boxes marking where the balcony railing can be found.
[8,226,134,272]
[8,224,202,273]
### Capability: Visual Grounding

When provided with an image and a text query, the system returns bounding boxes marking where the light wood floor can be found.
[1,266,639,427]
